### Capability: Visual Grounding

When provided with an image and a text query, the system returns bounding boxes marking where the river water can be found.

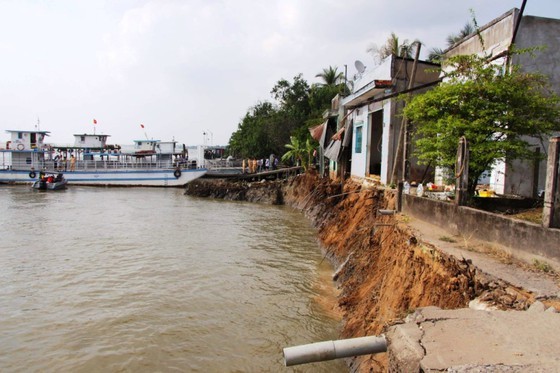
[0,186,345,372]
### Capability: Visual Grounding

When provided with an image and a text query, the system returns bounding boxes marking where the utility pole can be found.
[390,42,421,186]
[543,137,560,228]
[455,136,469,206]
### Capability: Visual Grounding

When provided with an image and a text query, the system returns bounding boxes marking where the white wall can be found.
[350,101,393,183]
[379,104,393,184]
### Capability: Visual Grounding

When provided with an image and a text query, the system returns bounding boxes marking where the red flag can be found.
[140,124,145,129]
[93,119,97,125]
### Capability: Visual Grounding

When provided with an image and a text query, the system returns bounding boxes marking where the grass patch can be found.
[533,259,554,273]
[510,208,542,224]
[439,235,457,243]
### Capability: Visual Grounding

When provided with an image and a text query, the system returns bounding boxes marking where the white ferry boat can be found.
[0,129,207,187]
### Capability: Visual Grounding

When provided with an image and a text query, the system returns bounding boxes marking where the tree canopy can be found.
[315,65,344,87]
[281,136,315,170]
[228,72,338,159]
[404,53,560,195]
[368,32,419,65]
[428,21,476,63]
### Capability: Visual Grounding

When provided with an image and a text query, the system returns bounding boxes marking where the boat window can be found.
[81,136,85,142]
[18,132,23,139]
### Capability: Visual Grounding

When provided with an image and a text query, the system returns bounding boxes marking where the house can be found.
[443,8,560,198]
[331,55,440,185]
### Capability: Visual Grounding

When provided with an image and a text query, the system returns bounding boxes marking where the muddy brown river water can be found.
[0,186,344,372]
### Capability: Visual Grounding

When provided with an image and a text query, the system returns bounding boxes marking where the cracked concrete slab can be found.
[387,306,560,372]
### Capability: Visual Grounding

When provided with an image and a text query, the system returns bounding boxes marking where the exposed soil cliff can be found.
[186,172,544,372]
[185,178,285,205]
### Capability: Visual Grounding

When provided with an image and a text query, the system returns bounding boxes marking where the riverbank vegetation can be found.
[227,69,345,160]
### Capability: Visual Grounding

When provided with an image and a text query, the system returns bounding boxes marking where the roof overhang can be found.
[6,129,50,135]
[342,82,393,108]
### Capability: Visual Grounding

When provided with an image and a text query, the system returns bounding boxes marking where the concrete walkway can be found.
[406,217,560,298]
[387,305,560,372]
[385,216,560,371]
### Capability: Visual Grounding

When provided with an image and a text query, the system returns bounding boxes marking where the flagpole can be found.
[141,124,148,140]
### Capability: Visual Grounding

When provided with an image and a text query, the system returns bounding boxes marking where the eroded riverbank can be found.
[185,172,557,372]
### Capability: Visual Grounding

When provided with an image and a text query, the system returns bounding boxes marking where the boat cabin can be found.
[73,134,109,149]
[6,129,49,151]
[72,133,111,161]
[2,130,50,171]
[131,139,158,156]
[127,139,188,166]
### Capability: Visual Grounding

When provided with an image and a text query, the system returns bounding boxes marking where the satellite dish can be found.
[355,60,366,74]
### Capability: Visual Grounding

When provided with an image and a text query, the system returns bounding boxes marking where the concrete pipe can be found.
[283,335,387,366]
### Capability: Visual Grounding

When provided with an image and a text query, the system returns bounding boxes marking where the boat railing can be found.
[8,158,37,171]
[23,158,200,172]
[205,159,243,170]
[6,156,201,172]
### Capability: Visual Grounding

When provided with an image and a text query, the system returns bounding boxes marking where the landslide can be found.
[283,172,538,372]
[187,172,539,372]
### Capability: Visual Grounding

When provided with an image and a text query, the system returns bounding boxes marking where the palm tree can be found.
[428,22,475,63]
[446,22,475,47]
[427,47,445,63]
[315,66,344,87]
[282,136,315,171]
[368,32,420,65]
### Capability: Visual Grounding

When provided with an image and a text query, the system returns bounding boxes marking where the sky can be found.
[1,0,559,147]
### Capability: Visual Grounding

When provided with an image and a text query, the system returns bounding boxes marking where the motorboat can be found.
[31,172,68,190]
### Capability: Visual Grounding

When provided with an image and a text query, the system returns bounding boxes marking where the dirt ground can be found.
[282,172,559,372]
[187,173,559,372]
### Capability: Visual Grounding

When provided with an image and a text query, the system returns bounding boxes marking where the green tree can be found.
[427,47,445,64]
[315,66,344,87]
[228,72,340,162]
[446,22,475,47]
[281,136,315,171]
[228,101,276,158]
[269,74,313,152]
[404,53,560,197]
[368,32,420,64]
[428,22,475,63]
[271,74,311,117]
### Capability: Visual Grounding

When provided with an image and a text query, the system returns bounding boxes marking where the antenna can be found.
[355,60,366,74]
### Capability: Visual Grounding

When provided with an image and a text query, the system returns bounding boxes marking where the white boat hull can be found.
[0,168,207,187]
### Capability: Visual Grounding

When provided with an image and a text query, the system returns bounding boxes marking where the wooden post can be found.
[396,181,403,212]
[455,137,469,206]
[543,137,560,228]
